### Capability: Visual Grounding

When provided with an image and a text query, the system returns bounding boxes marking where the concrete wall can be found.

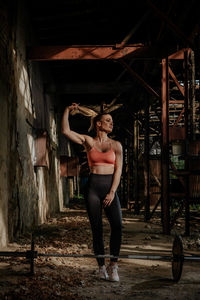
[0,0,70,247]
[0,79,9,247]
[12,0,66,227]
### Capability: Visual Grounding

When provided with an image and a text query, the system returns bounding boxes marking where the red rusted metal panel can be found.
[67,157,79,177]
[27,45,143,61]
[189,174,200,200]
[34,129,49,168]
[60,156,79,177]
[188,140,200,156]
[60,156,68,177]
[169,127,185,141]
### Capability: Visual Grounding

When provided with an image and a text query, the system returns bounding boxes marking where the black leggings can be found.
[85,173,122,266]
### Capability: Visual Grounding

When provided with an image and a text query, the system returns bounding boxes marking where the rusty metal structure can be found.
[10,0,200,235]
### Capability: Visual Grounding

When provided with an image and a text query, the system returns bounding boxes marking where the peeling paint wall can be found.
[13,0,42,233]
[12,0,66,229]
[0,1,18,247]
[0,1,70,247]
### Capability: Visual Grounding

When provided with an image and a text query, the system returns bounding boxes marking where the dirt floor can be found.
[0,201,200,300]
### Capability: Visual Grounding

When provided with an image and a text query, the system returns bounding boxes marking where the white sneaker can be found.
[99,265,109,280]
[107,264,120,282]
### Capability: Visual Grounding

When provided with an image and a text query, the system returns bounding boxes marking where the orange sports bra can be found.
[87,145,116,167]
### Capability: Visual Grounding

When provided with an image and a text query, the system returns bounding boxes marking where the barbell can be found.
[0,235,199,282]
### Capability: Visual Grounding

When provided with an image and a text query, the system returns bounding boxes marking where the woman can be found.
[61,103,123,282]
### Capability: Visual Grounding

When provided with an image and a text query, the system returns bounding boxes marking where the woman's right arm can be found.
[61,103,87,145]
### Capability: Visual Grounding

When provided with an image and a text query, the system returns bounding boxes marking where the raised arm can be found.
[61,103,86,145]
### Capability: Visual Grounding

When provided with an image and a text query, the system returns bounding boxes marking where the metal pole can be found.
[145,95,150,220]
[134,118,139,214]
[184,50,190,236]
[161,57,170,234]
[37,253,172,261]
[190,50,196,139]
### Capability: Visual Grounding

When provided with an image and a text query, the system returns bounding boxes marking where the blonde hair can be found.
[70,105,97,118]
[70,105,98,132]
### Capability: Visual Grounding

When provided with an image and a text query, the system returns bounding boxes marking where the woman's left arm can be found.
[103,141,123,207]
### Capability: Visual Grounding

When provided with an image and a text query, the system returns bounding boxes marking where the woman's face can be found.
[98,114,113,133]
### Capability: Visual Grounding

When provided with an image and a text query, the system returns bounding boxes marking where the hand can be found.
[103,191,115,207]
[68,103,79,111]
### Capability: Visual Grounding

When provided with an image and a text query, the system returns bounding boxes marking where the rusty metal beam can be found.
[119,60,160,99]
[116,11,150,48]
[156,0,176,41]
[27,45,143,61]
[168,66,185,96]
[169,100,184,104]
[161,57,170,235]
[173,108,185,127]
[168,48,191,60]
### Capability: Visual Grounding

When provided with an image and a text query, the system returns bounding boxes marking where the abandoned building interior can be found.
[0,0,200,255]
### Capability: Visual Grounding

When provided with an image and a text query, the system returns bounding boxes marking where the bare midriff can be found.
[89,165,115,175]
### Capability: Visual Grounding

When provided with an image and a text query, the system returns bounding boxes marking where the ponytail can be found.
[70,105,112,132]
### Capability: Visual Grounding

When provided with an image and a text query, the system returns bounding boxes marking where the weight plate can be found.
[172,235,184,282]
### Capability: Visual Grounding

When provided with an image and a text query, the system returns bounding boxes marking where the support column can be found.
[190,50,196,139]
[122,137,128,207]
[134,118,139,214]
[161,58,170,234]
[145,96,150,221]
[184,50,190,236]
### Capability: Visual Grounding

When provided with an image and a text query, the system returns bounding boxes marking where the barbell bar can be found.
[0,235,199,282]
